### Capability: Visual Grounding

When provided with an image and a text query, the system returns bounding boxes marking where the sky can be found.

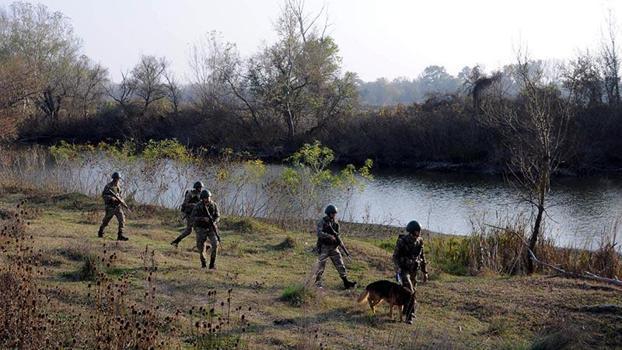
[1,0,621,82]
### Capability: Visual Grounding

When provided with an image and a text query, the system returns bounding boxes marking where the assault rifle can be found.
[327,224,351,258]
[196,209,222,243]
[105,189,131,212]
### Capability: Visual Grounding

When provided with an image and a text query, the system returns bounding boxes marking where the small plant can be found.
[280,284,315,307]
[295,327,329,350]
[485,317,511,336]
[61,244,118,281]
[187,289,251,350]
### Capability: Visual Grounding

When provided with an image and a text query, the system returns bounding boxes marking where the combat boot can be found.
[341,276,357,289]
[404,298,416,324]
[208,257,216,270]
[97,228,104,238]
[170,239,179,248]
[117,232,129,241]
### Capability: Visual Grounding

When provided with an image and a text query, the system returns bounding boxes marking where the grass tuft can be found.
[280,284,315,307]
[221,217,255,234]
[530,327,583,350]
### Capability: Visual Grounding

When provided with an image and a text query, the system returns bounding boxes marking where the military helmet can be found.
[111,172,121,179]
[324,205,338,215]
[200,189,212,199]
[406,220,421,233]
[193,181,204,189]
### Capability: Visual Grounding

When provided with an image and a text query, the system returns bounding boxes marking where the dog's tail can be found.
[357,289,369,304]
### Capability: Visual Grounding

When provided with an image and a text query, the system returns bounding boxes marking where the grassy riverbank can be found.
[1,186,621,349]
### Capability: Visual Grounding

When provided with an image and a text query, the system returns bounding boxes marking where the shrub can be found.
[221,217,255,234]
[428,236,470,275]
[280,284,315,307]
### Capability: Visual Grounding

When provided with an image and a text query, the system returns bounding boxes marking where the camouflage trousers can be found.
[99,205,125,234]
[314,244,347,286]
[172,216,193,244]
[398,269,418,320]
[196,227,219,267]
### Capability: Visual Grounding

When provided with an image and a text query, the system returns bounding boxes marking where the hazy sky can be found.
[2,0,621,82]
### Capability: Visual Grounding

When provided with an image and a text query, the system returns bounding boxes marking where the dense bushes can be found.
[18,95,499,169]
[21,92,622,174]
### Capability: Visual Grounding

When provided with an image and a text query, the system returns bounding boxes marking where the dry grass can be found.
[0,187,621,349]
[468,214,622,279]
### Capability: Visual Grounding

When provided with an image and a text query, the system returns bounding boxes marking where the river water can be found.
[26,154,622,249]
[335,170,622,248]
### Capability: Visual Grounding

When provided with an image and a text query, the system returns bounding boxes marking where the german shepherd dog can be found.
[357,280,414,321]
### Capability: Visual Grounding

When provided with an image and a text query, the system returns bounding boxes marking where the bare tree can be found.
[131,55,168,114]
[163,69,182,114]
[188,31,260,133]
[601,10,621,106]
[480,52,573,274]
[70,57,108,119]
[105,71,135,113]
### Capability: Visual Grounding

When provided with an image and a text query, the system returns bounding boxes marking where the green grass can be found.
[280,284,315,307]
[1,188,621,349]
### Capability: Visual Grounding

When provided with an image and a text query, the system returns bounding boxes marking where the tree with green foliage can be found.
[0,2,107,124]
[192,0,358,145]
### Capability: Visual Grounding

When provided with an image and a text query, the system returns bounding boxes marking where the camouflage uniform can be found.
[393,233,428,321]
[98,181,125,237]
[314,216,348,286]
[171,189,202,245]
[191,200,220,268]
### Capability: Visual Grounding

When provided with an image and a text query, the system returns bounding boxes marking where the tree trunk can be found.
[284,109,295,141]
[527,203,545,274]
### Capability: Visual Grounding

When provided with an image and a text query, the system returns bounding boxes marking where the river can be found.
[17,153,622,249]
[336,170,622,248]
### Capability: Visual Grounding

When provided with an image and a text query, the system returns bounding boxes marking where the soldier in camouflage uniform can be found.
[97,172,129,241]
[171,181,204,247]
[393,220,429,324]
[191,189,220,269]
[314,205,357,289]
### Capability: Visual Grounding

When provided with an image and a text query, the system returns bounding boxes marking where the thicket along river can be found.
[39,156,622,249]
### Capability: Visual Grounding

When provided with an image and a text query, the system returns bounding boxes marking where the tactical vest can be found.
[395,235,424,270]
[319,217,339,245]
[193,202,217,229]
[102,182,121,207]
[183,190,201,213]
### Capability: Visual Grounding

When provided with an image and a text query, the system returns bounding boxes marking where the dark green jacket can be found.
[190,201,220,229]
